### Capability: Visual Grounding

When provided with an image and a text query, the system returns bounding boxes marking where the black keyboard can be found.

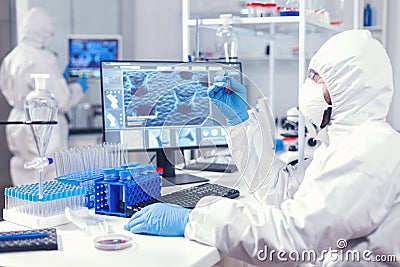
[184,162,238,173]
[126,183,240,216]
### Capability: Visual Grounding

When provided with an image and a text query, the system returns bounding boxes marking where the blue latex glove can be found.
[62,64,69,80]
[124,203,191,236]
[78,76,88,92]
[208,71,249,126]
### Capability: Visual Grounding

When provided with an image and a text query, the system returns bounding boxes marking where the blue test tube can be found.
[119,170,131,211]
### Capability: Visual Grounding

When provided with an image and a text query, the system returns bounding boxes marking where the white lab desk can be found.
[0,171,253,267]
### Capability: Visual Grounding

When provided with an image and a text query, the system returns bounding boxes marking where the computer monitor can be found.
[100,61,242,185]
[67,34,122,79]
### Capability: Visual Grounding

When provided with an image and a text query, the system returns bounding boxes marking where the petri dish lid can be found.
[94,234,134,251]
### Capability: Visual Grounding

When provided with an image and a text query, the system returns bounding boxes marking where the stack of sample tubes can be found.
[54,143,126,208]
[4,181,86,217]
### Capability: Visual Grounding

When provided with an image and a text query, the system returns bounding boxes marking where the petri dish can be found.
[94,234,134,251]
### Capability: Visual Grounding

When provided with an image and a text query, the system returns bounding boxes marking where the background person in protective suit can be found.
[0,7,88,186]
[124,30,400,266]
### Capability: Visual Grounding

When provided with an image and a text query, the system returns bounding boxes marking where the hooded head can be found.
[19,7,55,48]
[308,30,393,128]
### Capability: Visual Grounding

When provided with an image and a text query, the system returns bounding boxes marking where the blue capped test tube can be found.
[119,170,131,211]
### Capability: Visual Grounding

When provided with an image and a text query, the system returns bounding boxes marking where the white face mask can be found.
[299,78,332,127]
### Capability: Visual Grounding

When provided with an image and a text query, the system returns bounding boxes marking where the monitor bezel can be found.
[100,60,243,152]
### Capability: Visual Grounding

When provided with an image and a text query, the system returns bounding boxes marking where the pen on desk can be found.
[0,232,49,241]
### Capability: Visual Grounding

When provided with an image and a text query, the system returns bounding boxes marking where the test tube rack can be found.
[3,181,88,228]
[55,171,102,209]
[53,143,128,209]
[94,169,161,217]
[55,162,144,209]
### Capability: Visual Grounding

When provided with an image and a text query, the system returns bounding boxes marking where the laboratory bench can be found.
[0,171,253,267]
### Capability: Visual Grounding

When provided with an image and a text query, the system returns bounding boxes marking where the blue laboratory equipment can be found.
[0,231,48,241]
[55,143,126,208]
[95,163,161,217]
[364,3,373,27]
[3,142,128,227]
[4,181,86,218]
[118,171,131,210]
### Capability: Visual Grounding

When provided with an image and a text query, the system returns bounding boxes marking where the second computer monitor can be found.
[100,61,242,152]
[68,34,122,79]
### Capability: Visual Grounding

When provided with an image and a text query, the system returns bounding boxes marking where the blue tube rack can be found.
[94,165,161,217]
[4,181,86,217]
[55,171,103,209]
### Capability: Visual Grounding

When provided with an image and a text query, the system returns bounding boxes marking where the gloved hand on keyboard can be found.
[124,203,192,236]
[208,70,249,126]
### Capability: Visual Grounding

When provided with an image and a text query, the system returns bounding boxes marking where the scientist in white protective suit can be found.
[0,7,87,186]
[124,30,400,266]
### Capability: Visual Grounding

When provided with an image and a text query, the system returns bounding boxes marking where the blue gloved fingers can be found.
[78,76,89,92]
[130,222,148,235]
[124,203,154,230]
[124,213,147,230]
[62,64,70,80]
[207,82,227,100]
[130,222,176,237]
[213,70,228,83]
[123,203,191,237]
[226,78,247,105]
[228,76,245,93]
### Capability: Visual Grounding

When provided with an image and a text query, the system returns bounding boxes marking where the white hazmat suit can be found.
[185,30,400,266]
[0,7,84,185]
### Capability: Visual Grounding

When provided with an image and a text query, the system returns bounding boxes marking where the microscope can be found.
[279,107,318,164]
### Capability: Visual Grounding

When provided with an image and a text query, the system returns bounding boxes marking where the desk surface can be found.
[0,171,252,267]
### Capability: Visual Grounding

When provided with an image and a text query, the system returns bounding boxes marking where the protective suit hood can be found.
[309,30,393,128]
[19,7,54,48]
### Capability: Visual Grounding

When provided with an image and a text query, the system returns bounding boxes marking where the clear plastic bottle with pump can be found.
[215,14,238,63]
[24,73,58,198]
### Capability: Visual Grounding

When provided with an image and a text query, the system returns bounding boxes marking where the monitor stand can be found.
[156,149,209,187]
